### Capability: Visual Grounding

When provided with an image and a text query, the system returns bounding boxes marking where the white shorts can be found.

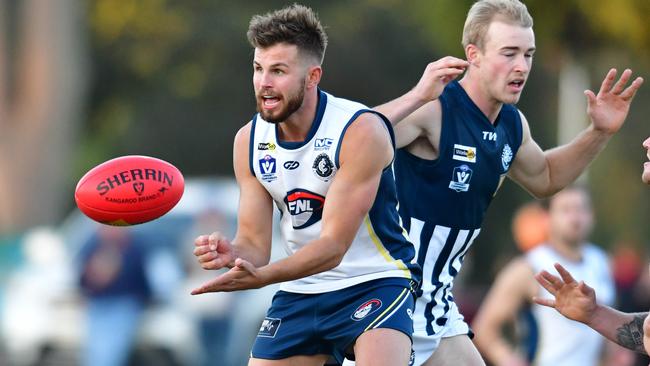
[411,299,470,365]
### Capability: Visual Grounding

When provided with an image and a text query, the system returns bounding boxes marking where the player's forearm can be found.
[588,304,647,353]
[374,89,427,126]
[257,236,346,285]
[475,332,524,366]
[230,237,271,268]
[541,125,612,195]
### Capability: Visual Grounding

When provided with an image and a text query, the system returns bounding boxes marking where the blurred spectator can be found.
[473,187,616,366]
[78,226,151,366]
[181,208,238,366]
[511,201,549,253]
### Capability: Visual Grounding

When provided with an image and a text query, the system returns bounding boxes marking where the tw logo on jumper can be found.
[259,155,277,182]
[258,317,281,338]
[452,144,476,163]
[314,138,333,150]
[351,299,382,321]
[284,189,325,229]
[449,165,473,192]
[482,131,497,141]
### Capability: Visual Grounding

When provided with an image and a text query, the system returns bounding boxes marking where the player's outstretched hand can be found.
[191,258,264,294]
[586,68,644,135]
[411,56,469,103]
[193,232,235,271]
[533,262,597,324]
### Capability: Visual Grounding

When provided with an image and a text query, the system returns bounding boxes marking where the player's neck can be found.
[277,88,319,142]
[459,75,502,124]
[548,237,584,262]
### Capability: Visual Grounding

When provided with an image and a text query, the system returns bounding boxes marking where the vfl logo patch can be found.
[452,144,477,163]
[259,155,277,182]
[284,189,325,229]
[501,143,513,171]
[258,317,281,338]
[132,182,145,196]
[351,299,382,321]
[448,165,473,192]
[283,161,300,170]
[314,138,334,150]
[312,153,335,181]
[258,142,276,151]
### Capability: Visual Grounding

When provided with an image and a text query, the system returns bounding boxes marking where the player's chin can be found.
[502,93,522,105]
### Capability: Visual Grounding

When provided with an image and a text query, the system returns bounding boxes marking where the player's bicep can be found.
[320,114,392,251]
[394,101,440,149]
[233,123,273,258]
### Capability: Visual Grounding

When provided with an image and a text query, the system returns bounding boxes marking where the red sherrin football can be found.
[75,155,184,226]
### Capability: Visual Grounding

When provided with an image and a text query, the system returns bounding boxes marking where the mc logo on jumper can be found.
[259,155,277,182]
[284,189,325,229]
[449,165,473,192]
[314,138,333,150]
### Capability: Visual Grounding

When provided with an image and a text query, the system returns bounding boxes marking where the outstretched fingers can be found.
[610,69,632,95]
[533,296,556,308]
[554,262,577,285]
[620,76,644,101]
[598,68,617,95]
[535,270,560,295]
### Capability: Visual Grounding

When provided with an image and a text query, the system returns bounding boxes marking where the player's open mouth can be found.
[508,79,525,91]
[262,95,281,109]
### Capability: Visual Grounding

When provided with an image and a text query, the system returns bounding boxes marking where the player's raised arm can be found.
[509,69,643,198]
[374,57,468,148]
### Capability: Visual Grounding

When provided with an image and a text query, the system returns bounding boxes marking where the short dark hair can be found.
[247,4,328,65]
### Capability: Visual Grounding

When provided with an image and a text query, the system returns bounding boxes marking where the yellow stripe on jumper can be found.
[364,288,409,331]
[363,215,411,278]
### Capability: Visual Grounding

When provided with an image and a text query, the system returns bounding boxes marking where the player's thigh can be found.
[422,335,485,366]
[249,354,330,366]
[353,328,412,366]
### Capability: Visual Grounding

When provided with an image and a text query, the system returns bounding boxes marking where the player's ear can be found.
[306,65,322,89]
[466,44,480,67]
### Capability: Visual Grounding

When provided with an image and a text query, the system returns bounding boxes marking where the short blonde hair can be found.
[462,0,533,50]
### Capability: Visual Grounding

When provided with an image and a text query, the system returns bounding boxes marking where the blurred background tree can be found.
[0,0,648,284]
[0,0,87,234]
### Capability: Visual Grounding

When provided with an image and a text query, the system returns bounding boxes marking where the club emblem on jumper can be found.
[132,182,145,196]
[501,143,513,171]
[258,317,281,338]
[351,299,382,321]
[284,189,325,229]
[312,153,335,181]
[259,155,277,182]
[448,164,473,192]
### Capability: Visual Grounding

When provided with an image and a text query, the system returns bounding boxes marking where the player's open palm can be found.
[193,232,234,270]
[191,258,262,294]
[533,263,597,324]
[586,68,644,135]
